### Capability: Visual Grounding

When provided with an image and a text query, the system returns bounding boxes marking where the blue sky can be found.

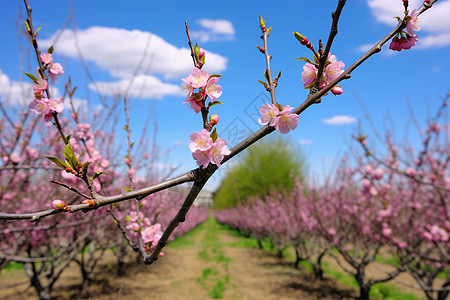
[1,0,449,190]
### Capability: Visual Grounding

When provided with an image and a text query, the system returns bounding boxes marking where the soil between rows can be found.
[0,218,424,300]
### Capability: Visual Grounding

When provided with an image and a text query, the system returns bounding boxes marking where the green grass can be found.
[209,279,226,298]
[1,261,23,272]
[167,221,206,249]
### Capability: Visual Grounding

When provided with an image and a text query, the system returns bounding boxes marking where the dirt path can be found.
[0,218,373,299]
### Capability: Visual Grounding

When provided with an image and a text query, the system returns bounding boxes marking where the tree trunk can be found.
[437,279,449,300]
[312,252,325,281]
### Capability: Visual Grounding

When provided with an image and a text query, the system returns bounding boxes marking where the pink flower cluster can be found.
[258,103,299,134]
[189,129,231,168]
[301,53,345,95]
[40,52,64,82]
[28,53,64,121]
[389,9,421,51]
[126,211,164,255]
[182,68,222,113]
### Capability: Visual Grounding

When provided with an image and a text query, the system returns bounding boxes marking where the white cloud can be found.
[90,74,183,99]
[322,115,356,125]
[0,69,33,106]
[39,26,227,79]
[416,32,450,49]
[299,139,313,145]
[191,19,235,42]
[364,0,450,49]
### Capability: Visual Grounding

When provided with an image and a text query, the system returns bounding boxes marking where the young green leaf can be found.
[264,69,270,83]
[210,128,218,142]
[257,80,269,89]
[41,155,68,170]
[63,142,79,171]
[294,57,314,65]
[47,45,54,54]
[82,161,92,174]
[91,171,109,182]
[207,101,223,108]
[24,72,39,83]
[194,43,200,61]
[208,74,222,79]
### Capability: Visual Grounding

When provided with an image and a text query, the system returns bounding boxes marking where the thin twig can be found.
[50,180,91,199]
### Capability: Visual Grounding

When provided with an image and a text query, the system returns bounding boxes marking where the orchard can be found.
[0,0,448,299]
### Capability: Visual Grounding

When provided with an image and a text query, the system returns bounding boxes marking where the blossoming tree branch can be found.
[0,0,437,265]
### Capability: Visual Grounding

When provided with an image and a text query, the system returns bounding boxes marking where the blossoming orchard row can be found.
[215,99,449,300]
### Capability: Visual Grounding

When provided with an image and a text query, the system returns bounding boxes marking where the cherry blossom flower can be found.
[183,96,204,113]
[324,57,345,85]
[189,129,213,152]
[33,79,48,95]
[389,35,418,51]
[301,54,344,94]
[406,9,421,38]
[210,138,231,167]
[301,63,317,88]
[258,103,279,125]
[206,77,222,101]
[390,9,421,52]
[48,63,64,82]
[141,223,163,245]
[40,53,53,65]
[48,97,64,114]
[29,98,50,116]
[272,105,299,134]
[10,153,21,164]
[192,149,212,168]
[182,68,210,89]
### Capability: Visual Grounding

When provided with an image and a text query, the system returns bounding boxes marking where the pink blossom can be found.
[377,206,392,221]
[272,105,299,134]
[48,63,64,82]
[182,68,210,89]
[389,35,418,51]
[192,149,212,169]
[382,224,392,238]
[189,129,213,152]
[328,228,336,236]
[301,63,317,88]
[405,167,416,176]
[406,9,421,37]
[210,138,231,167]
[258,103,279,126]
[206,77,222,101]
[141,223,163,245]
[48,97,64,114]
[9,152,21,164]
[430,225,449,242]
[324,60,345,84]
[183,92,204,113]
[33,79,48,95]
[40,53,53,65]
[29,98,50,115]
[43,113,54,122]
[372,168,384,180]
